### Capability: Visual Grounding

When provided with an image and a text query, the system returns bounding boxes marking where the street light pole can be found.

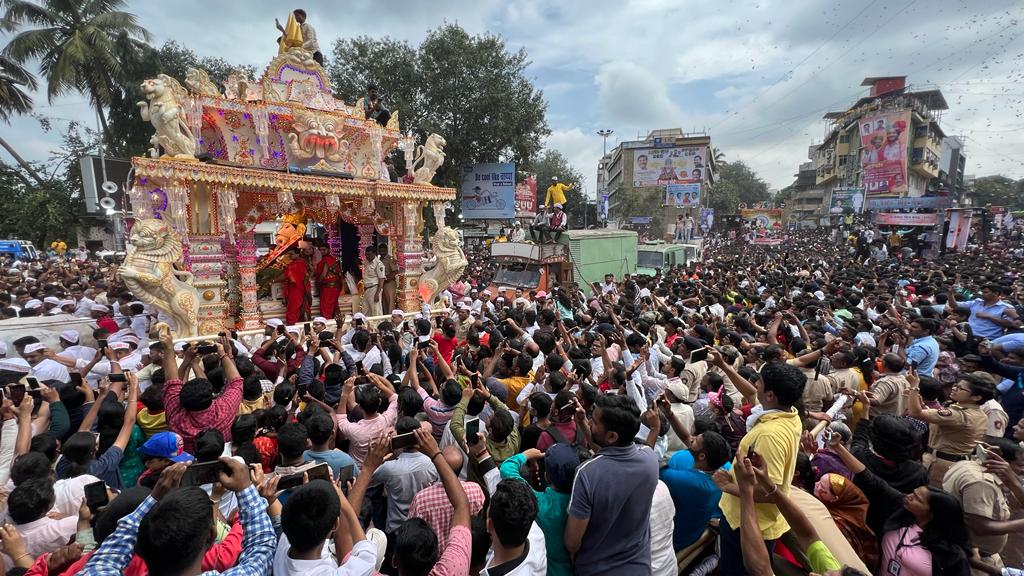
[597,129,614,155]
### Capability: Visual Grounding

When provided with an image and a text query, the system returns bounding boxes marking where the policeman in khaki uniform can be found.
[943,459,1012,572]
[906,369,994,487]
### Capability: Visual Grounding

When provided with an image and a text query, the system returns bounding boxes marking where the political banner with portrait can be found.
[740,208,785,245]
[514,174,537,218]
[461,162,515,220]
[664,183,701,208]
[828,187,865,214]
[858,112,910,196]
[632,146,706,188]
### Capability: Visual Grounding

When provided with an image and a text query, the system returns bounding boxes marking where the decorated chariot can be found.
[119,42,465,337]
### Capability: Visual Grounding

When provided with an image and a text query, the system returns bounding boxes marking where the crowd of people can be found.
[0,224,1022,575]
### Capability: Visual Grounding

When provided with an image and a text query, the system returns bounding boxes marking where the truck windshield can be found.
[493,265,541,288]
[637,250,663,269]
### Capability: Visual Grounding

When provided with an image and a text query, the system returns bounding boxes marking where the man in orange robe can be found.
[316,250,344,319]
[283,248,312,324]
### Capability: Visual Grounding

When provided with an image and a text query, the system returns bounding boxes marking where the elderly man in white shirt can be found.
[23,343,70,383]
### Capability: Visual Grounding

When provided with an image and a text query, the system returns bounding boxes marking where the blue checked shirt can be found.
[79,485,275,576]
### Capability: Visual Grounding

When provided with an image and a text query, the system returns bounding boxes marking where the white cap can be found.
[60,330,79,344]
[109,342,130,351]
[554,203,563,209]
[0,342,7,356]
[23,343,45,354]
[0,358,30,373]
[470,309,480,316]
[814,290,826,301]
[58,300,75,309]
[113,333,140,346]
[173,341,186,352]
[391,309,404,317]
[43,296,61,306]
[313,316,327,324]
[24,299,41,310]
[266,318,284,328]
[353,313,366,321]
[481,290,491,296]
[551,176,558,181]
[90,304,110,313]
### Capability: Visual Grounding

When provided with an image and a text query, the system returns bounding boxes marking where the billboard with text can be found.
[461,163,515,220]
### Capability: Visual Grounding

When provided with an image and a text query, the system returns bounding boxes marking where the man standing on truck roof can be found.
[544,176,574,209]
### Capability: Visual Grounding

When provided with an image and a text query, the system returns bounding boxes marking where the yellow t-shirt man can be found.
[544,181,573,207]
[719,408,802,540]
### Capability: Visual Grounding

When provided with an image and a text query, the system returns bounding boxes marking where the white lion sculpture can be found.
[184,67,221,96]
[418,207,467,304]
[118,219,200,338]
[138,74,196,159]
[411,133,447,185]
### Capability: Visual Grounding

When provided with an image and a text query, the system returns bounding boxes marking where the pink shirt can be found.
[4,516,77,568]
[335,393,398,466]
[429,525,471,576]
[881,525,931,576]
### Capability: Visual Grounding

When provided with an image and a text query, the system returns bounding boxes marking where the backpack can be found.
[542,423,592,463]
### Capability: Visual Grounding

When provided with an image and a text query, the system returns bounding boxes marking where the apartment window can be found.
[838,133,849,144]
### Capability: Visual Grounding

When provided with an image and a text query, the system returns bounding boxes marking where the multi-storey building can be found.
[601,129,717,220]
[810,76,949,212]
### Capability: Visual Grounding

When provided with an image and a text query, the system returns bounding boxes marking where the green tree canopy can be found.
[972,175,1024,210]
[706,160,770,214]
[329,24,550,193]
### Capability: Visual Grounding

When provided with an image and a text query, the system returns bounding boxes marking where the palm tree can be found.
[712,146,726,166]
[0,52,45,184]
[2,0,151,138]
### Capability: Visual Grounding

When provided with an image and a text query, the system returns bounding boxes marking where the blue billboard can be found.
[461,163,515,220]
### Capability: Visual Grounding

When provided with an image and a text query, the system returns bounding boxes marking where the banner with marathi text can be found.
[859,112,910,196]
[740,208,784,245]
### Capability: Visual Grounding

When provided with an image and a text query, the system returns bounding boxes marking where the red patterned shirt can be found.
[163,376,243,453]
[408,481,485,548]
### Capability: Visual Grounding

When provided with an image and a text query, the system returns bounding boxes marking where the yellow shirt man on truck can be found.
[544,176,574,207]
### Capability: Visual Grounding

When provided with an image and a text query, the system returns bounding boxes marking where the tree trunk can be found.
[94,101,110,143]
[0,135,46,186]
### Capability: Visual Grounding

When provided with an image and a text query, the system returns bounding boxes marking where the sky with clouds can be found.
[4,0,1024,199]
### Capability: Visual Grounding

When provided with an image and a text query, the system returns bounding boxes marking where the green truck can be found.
[556,229,638,287]
[636,241,701,276]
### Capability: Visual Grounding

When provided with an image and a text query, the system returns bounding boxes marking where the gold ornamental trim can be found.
[132,157,456,202]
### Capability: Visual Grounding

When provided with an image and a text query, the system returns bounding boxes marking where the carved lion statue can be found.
[118,219,201,338]
[185,67,220,96]
[137,74,196,159]
[418,223,467,304]
[411,134,447,185]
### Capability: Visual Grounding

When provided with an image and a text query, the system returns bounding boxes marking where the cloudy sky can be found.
[5,0,1024,198]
